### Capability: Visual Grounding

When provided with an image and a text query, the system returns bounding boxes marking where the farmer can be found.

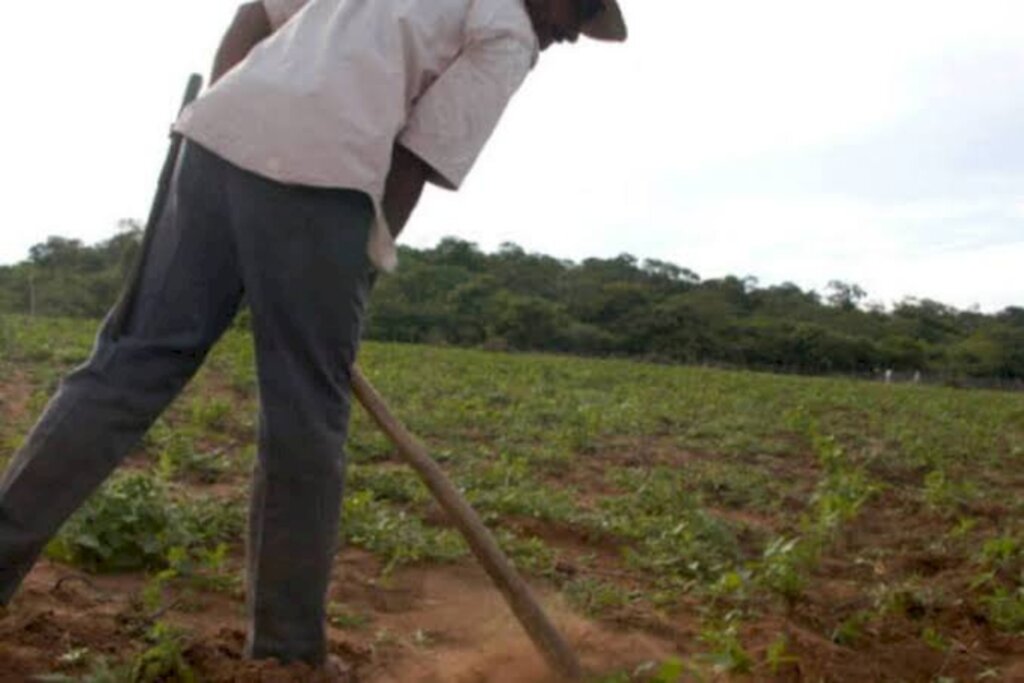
[0,0,627,676]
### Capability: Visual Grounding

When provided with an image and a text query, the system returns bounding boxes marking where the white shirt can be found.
[175,0,539,271]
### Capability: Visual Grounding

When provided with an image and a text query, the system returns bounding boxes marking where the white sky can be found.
[1,1,1021,311]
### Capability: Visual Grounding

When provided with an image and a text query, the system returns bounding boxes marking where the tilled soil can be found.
[0,557,677,682]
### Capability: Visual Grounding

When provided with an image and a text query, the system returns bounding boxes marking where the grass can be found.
[3,313,1024,680]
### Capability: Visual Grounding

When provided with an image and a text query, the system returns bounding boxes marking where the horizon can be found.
[7,225,1018,316]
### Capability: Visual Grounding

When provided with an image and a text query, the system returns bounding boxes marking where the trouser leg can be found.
[0,142,243,602]
[220,164,375,665]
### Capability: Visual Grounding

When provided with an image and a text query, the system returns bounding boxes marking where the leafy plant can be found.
[328,603,372,631]
[923,469,978,512]
[763,635,799,674]
[32,657,130,683]
[46,474,187,572]
[831,611,871,646]
[697,613,753,675]
[588,467,742,583]
[982,587,1024,633]
[157,434,226,483]
[462,455,576,523]
[187,397,232,432]
[343,491,466,572]
[130,622,197,683]
[564,577,633,617]
[756,537,811,603]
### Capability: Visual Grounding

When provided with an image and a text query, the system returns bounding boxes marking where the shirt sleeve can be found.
[263,0,309,31]
[398,35,535,190]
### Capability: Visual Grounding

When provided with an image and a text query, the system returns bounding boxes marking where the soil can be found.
[0,557,678,683]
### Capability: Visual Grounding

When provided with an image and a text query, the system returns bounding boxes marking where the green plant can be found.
[32,657,130,683]
[763,635,799,674]
[831,611,870,646]
[157,434,226,483]
[756,537,811,603]
[328,604,372,631]
[978,534,1023,572]
[496,530,557,575]
[130,622,197,683]
[343,491,466,572]
[871,578,944,621]
[564,577,633,617]
[923,469,978,512]
[588,468,742,583]
[806,434,878,538]
[697,613,753,675]
[46,474,186,572]
[348,464,426,504]
[161,544,237,594]
[921,626,949,652]
[462,455,576,523]
[981,587,1024,633]
[187,397,232,432]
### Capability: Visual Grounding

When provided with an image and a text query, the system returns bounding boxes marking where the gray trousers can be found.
[0,142,374,665]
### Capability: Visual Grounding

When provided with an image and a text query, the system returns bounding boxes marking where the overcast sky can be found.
[1,1,1021,311]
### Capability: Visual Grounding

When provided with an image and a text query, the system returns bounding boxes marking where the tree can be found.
[825,281,867,311]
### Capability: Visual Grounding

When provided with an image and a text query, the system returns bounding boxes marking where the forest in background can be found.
[1,225,1022,382]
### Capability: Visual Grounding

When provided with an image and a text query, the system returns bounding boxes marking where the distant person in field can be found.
[0,0,627,677]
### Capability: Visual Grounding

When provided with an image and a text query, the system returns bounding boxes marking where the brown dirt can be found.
[0,556,680,683]
[0,370,35,432]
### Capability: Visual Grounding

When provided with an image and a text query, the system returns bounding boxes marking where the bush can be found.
[46,473,221,573]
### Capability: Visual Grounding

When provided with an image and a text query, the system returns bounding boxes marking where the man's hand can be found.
[383,145,430,239]
[211,2,273,84]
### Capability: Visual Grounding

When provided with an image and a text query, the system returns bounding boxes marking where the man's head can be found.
[525,0,628,51]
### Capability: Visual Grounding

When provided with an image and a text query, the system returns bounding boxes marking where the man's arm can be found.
[210,2,273,84]
[382,145,430,239]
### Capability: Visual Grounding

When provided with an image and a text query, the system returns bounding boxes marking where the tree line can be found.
[2,228,1022,381]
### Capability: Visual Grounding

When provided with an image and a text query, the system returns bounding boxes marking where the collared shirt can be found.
[174,0,539,271]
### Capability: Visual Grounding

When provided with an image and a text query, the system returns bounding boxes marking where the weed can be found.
[328,604,373,631]
[130,622,197,683]
[496,530,557,575]
[348,464,426,505]
[46,473,242,574]
[33,657,130,683]
[187,397,232,432]
[686,458,780,511]
[47,474,186,572]
[462,455,576,523]
[163,544,238,594]
[981,587,1024,633]
[923,469,978,512]
[763,635,799,674]
[921,625,949,652]
[806,431,879,538]
[343,491,466,572]
[871,578,946,621]
[157,435,226,483]
[978,533,1023,573]
[589,468,742,583]
[756,537,811,604]
[697,612,753,674]
[831,610,871,646]
[564,577,633,617]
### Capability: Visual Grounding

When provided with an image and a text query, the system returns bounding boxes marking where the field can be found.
[1,315,1023,682]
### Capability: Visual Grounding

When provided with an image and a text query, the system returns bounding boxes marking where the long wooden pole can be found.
[350,366,583,681]
[110,74,204,340]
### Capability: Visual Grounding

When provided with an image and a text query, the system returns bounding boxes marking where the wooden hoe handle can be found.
[351,366,583,681]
